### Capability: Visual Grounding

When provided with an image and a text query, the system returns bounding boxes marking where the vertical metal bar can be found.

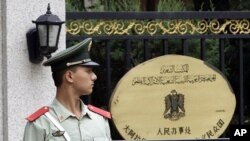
[143,39,151,61]
[219,39,228,138]
[239,39,244,125]
[105,40,112,101]
[200,38,206,60]
[218,39,228,136]
[162,39,169,55]
[219,39,225,73]
[125,40,132,71]
[219,39,225,131]
[182,39,188,55]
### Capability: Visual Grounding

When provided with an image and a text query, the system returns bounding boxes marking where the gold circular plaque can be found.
[109,55,236,140]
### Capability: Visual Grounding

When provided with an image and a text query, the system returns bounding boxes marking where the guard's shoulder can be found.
[87,105,112,119]
[25,106,49,122]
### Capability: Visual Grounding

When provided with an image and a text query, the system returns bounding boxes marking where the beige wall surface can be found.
[1,0,65,141]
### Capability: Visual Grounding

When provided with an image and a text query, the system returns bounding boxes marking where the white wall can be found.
[1,0,65,140]
[0,0,4,140]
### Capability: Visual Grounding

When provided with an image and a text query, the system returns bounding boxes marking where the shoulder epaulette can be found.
[87,105,112,119]
[26,106,49,122]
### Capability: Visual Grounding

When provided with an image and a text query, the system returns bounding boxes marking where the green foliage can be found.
[198,0,215,11]
[230,0,250,10]
[103,0,140,11]
[66,0,86,12]
[204,39,219,68]
[66,0,140,12]
[157,0,186,11]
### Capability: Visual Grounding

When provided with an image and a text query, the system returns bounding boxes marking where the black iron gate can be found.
[66,11,250,140]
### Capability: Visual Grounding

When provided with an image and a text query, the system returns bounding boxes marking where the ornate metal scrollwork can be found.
[66,19,250,36]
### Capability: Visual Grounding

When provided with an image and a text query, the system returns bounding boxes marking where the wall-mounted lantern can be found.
[26,3,64,63]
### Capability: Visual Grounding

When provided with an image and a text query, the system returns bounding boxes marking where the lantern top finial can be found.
[46,3,52,14]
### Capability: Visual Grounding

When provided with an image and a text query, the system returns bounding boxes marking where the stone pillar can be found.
[0,0,65,141]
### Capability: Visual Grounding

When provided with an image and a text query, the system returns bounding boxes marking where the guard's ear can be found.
[64,70,74,83]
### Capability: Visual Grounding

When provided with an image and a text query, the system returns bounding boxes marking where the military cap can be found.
[43,38,99,72]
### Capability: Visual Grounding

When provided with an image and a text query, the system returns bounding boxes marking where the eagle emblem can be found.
[163,90,185,121]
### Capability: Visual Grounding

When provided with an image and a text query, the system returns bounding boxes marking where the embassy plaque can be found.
[109,55,236,140]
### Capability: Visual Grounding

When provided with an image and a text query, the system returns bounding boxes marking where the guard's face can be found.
[71,66,97,95]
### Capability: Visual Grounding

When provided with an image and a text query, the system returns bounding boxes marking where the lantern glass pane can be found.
[38,25,47,46]
[38,25,59,47]
[48,25,59,47]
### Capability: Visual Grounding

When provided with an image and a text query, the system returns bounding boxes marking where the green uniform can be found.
[23,99,111,141]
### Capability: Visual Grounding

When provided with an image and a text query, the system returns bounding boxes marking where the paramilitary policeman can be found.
[23,38,112,141]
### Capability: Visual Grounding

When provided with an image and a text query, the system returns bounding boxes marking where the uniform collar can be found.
[51,98,92,122]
